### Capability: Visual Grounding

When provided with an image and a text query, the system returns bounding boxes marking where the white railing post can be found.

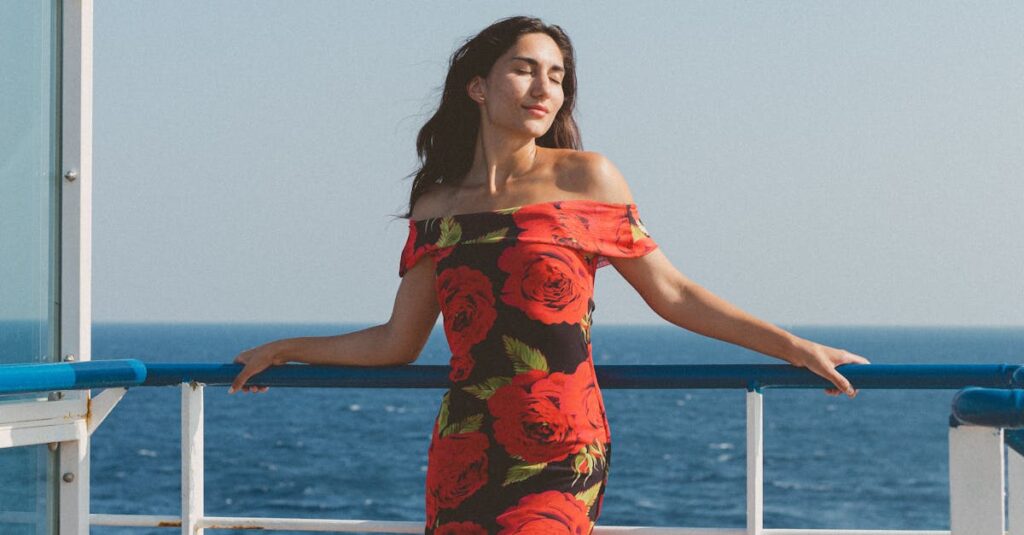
[1009,442,1024,535]
[59,0,93,532]
[746,389,763,535]
[949,424,1003,535]
[182,382,205,535]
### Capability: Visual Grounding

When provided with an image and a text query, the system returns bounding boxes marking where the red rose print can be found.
[562,363,605,444]
[487,368,588,463]
[514,202,640,255]
[598,208,636,255]
[435,521,488,535]
[400,222,419,276]
[401,220,464,277]
[436,266,497,355]
[496,490,591,534]
[498,243,592,325]
[426,431,489,511]
[425,489,438,530]
[515,203,601,251]
[449,352,475,383]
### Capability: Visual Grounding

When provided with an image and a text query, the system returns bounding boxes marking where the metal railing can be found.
[1,360,1021,534]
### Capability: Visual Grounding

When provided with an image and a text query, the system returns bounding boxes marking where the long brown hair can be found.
[402,16,582,218]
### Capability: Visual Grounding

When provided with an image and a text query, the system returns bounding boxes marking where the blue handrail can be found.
[952,387,1024,428]
[0,360,147,394]
[0,360,1020,394]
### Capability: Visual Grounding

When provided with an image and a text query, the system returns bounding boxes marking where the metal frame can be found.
[58,0,93,533]
[3,360,1023,533]
[948,425,1004,535]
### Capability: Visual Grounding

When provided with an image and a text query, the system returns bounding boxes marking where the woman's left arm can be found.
[609,249,871,398]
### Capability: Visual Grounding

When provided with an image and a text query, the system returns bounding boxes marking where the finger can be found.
[229,367,254,394]
[825,368,855,398]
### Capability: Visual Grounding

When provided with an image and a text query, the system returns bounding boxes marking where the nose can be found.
[531,75,555,98]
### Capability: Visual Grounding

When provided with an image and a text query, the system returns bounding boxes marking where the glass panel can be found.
[0,0,62,534]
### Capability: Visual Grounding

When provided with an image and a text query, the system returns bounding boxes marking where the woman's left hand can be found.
[784,339,871,398]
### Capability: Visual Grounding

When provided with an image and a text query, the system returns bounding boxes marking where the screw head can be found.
[63,354,76,362]
[63,170,78,182]
[62,472,75,483]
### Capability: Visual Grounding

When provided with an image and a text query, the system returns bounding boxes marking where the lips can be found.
[523,104,548,114]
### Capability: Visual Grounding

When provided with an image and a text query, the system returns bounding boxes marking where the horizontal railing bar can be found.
[0,360,146,394]
[952,386,1024,428]
[0,360,1019,395]
[144,362,1023,390]
[90,513,181,527]
[89,513,951,534]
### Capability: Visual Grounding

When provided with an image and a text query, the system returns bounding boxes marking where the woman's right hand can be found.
[229,341,285,394]
[785,338,871,398]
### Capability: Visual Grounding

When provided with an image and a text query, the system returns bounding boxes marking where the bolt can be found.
[63,354,76,362]
[62,472,74,483]
[64,170,78,182]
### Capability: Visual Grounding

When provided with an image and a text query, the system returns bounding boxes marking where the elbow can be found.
[382,321,427,365]
[396,346,422,365]
[647,275,691,326]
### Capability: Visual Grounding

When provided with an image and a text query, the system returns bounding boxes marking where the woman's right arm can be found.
[228,255,440,394]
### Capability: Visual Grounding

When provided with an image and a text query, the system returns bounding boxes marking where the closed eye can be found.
[516,68,561,83]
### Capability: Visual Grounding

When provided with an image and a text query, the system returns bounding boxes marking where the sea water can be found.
[89,323,1024,534]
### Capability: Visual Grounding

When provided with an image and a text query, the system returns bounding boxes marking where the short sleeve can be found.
[399,220,430,278]
[592,204,659,269]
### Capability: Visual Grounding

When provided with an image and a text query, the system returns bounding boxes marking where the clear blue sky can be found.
[92,1,1023,326]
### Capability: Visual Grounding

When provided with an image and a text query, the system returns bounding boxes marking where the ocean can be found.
[88,323,1023,534]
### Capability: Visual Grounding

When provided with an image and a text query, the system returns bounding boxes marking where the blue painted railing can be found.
[0,358,1020,393]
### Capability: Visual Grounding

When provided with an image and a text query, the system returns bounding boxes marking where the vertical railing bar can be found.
[182,382,205,535]
[949,424,1004,535]
[58,0,94,532]
[1008,443,1023,535]
[746,389,763,535]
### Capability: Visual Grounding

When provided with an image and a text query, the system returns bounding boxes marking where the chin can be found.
[520,124,551,138]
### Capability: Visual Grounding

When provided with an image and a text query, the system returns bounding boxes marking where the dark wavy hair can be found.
[402,16,582,219]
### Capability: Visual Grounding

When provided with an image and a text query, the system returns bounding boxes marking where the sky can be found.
[90,1,1023,327]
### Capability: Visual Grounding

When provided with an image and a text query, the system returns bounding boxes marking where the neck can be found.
[464,126,538,196]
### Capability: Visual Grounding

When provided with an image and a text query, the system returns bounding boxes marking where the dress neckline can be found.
[409,198,636,224]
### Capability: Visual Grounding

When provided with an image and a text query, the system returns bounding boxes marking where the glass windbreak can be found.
[0,1,62,534]
[0,0,60,375]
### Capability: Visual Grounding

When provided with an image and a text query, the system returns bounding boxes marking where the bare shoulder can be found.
[556,150,635,204]
[409,183,450,220]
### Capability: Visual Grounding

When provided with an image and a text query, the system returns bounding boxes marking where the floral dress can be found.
[399,199,658,535]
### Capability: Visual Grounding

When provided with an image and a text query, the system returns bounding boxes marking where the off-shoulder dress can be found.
[398,199,659,534]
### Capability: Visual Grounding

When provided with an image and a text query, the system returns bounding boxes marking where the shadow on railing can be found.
[1,359,1021,534]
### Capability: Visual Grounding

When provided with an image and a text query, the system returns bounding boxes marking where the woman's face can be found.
[470,32,566,140]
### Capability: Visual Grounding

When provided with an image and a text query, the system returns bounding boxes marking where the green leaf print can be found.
[442,413,483,437]
[572,450,590,475]
[502,335,550,374]
[575,480,602,513]
[631,221,650,241]
[494,206,521,215]
[437,391,450,435]
[462,226,508,245]
[462,376,513,400]
[436,217,462,248]
[503,462,548,486]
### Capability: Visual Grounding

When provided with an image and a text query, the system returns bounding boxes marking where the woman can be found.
[229,15,871,534]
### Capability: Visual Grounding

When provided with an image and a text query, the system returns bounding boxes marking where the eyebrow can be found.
[511,56,565,74]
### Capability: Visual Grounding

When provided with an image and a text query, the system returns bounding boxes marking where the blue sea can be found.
[89,324,1023,534]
